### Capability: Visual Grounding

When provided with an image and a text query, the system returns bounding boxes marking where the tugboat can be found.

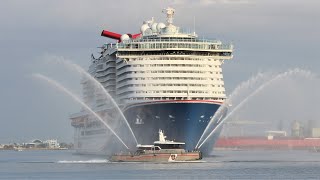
[110,130,202,162]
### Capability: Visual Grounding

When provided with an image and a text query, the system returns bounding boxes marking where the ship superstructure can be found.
[70,7,233,154]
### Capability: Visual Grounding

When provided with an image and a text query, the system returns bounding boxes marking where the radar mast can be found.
[162,7,175,25]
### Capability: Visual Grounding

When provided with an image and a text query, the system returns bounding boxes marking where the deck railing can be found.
[116,42,233,51]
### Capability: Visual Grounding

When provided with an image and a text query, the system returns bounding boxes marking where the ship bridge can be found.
[116,7,233,60]
[116,37,233,59]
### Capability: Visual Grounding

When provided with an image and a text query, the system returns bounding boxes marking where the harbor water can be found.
[1,149,320,179]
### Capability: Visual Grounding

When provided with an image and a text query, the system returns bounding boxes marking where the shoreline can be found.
[0,148,70,151]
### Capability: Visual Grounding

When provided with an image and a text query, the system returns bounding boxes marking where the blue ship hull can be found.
[123,101,224,153]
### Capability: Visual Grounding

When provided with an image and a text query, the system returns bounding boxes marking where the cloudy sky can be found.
[0,0,319,143]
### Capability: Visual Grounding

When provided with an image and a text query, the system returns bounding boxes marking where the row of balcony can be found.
[124,37,222,44]
[116,42,233,52]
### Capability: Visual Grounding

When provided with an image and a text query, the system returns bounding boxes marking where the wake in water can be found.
[57,159,109,164]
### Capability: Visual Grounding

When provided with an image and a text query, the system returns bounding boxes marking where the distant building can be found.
[25,139,43,148]
[44,139,60,149]
[291,120,304,137]
[312,128,320,138]
[306,120,316,137]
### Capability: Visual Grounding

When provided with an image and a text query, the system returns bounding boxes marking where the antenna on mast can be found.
[193,16,196,35]
[162,7,175,25]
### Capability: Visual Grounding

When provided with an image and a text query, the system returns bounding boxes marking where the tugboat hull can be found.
[111,152,202,162]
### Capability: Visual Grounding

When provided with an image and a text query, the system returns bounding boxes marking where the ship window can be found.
[155,144,183,149]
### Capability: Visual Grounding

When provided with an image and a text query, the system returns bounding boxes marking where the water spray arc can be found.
[33,73,130,149]
[195,72,268,148]
[196,68,314,149]
[47,56,138,145]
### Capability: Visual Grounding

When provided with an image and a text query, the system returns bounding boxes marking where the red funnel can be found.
[101,30,121,40]
[101,30,141,41]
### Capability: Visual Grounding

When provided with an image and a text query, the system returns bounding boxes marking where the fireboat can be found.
[110,130,202,162]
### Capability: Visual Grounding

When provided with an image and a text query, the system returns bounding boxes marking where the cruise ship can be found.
[70,7,233,155]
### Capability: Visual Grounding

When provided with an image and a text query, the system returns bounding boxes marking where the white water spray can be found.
[195,72,270,148]
[196,68,314,149]
[33,73,130,149]
[45,55,138,145]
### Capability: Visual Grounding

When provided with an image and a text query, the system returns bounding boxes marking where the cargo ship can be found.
[215,137,320,150]
[70,7,233,155]
[215,121,320,150]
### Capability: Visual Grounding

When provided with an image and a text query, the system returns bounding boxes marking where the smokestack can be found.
[101,30,141,41]
[101,30,121,40]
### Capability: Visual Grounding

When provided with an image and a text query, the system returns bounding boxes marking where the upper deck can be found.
[100,7,233,59]
[116,37,233,53]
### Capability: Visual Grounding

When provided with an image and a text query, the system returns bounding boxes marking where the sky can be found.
[0,0,319,143]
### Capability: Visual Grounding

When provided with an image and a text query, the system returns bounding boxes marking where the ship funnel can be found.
[101,30,122,40]
[101,30,141,41]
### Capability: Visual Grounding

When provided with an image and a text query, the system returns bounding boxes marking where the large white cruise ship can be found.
[70,7,233,155]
